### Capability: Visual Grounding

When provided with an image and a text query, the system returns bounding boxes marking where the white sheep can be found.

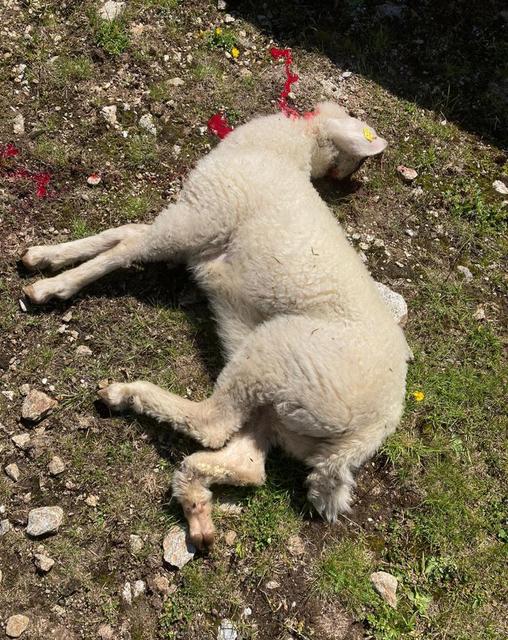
[22,102,411,548]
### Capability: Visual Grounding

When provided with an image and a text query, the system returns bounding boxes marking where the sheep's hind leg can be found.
[172,414,270,548]
[22,224,150,272]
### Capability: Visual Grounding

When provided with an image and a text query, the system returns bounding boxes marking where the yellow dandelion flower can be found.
[231,47,240,58]
[412,390,425,402]
[215,27,223,35]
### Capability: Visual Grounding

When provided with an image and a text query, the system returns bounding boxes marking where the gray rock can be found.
[217,0,226,9]
[288,534,305,557]
[456,265,473,281]
[75,345,93,356]
[26,506,64,537]
[217,619,237,640]
[139,113,157,136]
[0,519,12,536]
[397,165,418,182]
[48,456,65,476]
[163,525,195,569]
[377,3,405,19]
[5,463,20,482]
[97,624,114,640]
[375,282,408,326]
[265,580,280,590]
[13,113,25,135]
[152,574,171,596]
[101,105,117,126]
[6,615,29,638]
[168,77,185,87]
[492,179,508,195]
[132,579,146,598]
[129,534,144,554]
[99,0,125,20]
[370,570,398,608]
[122,581,132,605]
[12,433,31,450]
[21,390,57,422]
[34,552,55,573]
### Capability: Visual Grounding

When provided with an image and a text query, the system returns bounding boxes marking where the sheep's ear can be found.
[325,116,388,157]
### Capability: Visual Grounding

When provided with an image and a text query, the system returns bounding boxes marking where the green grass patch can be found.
[94,19,129,55]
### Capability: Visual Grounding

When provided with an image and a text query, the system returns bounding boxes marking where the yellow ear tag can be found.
[363,127,376,142]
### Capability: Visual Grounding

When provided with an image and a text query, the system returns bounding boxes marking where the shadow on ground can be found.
[230,0,508,148]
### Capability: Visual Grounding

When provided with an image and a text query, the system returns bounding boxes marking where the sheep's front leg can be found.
[172,420,270,548]
[23,231,149,304]
[22,224,150,272]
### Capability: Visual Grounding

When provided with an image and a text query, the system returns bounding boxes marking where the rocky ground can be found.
[0,1,507,639]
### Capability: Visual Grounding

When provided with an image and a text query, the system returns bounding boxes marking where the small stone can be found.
[97,624,114,640]
[87,173,102,186]
[492,179,508,195]
[217,0,226,9]
[85,495,99,507]
[26,506,64,537]
[6,614,29,638]
[19,299,27,313]
[75,345,93,356]
[397,165,418,182]
[163,525,195,569]
[33,553,55,573]
[370,571,398,608]
[217,619,237,640]
[76,415,93,430]
[129,534,143,554]
[242,607,252,617]
[375,282,408,326]
[341,70,352,78]
[5,463,20,482]
[0,519,12,536]
[224,13,235,23]
[12,433,31,450]
[152,574,171,596]
[62,310,73,323]
[122,581,132,605]
[13,113,25,135]
[288,535,305,557]
[99,0,125,21]
[216,498,242,514]
[456,265,473,281]
[101,104,117,126]
[224,530,237,546]
[265,580,280,590]
[473,305,486,321]
[377,3,404,18]
[132,579,146,598]
[168,77,185,87]
[48,456,65,476]
[405,228,416,237]
[21,390,58,422]
[19,384,30,396]
[139,113,157,135]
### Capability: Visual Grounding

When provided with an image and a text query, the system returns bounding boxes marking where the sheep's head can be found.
[310,102,387,179]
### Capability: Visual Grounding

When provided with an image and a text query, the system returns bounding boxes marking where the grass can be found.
[94,18,130,55]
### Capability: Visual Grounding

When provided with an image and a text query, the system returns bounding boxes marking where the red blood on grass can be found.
[1,146,51,198]
[208,47,310,140]
[270,47,300,118]
[207,113,234,139]
[0,143,20,158]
